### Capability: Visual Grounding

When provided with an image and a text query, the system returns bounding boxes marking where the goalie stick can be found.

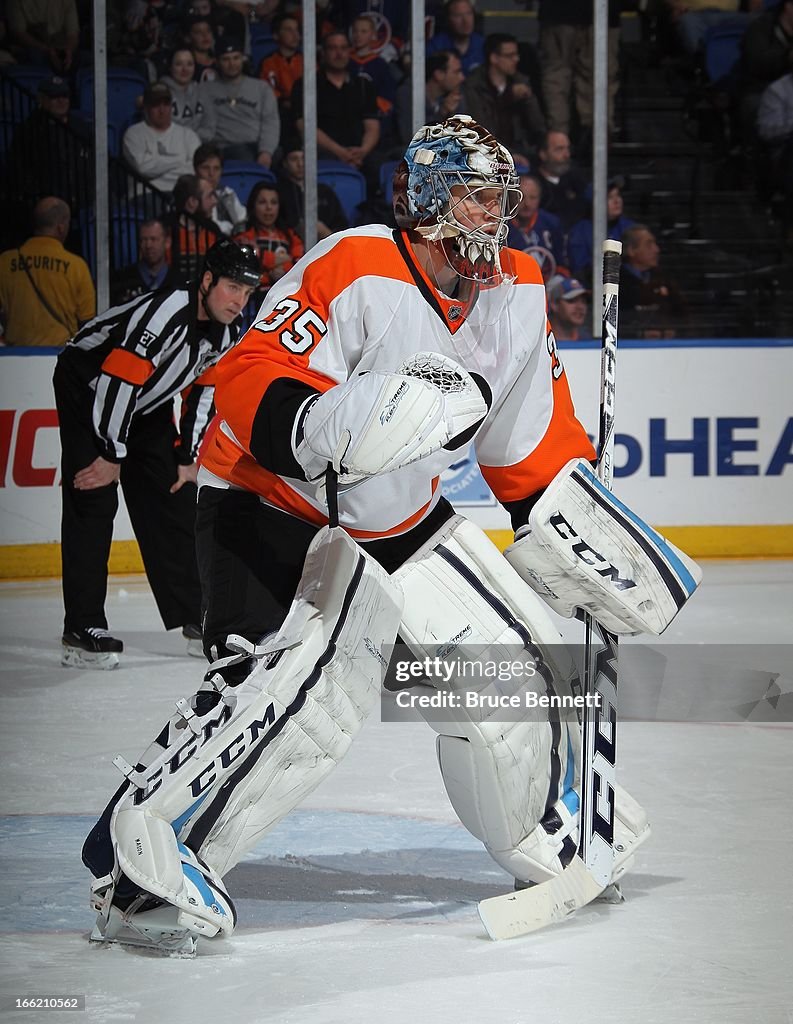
[478,240,624,940]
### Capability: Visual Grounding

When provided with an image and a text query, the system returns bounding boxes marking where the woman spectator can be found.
[234,181,304,293]
[162,47,210,138]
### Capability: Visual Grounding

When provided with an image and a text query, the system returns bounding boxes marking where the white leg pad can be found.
[393,515,594,885]
[99,526,403,941]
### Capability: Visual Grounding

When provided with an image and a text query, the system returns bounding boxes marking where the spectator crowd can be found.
[1,0,791,345]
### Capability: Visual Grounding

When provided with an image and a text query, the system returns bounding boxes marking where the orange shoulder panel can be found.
[505,247,546,288]
[101,348,154,386]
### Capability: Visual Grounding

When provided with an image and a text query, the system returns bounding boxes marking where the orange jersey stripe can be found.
[479,368,595,501]
[101,348,154,386]
[203,426,439,539]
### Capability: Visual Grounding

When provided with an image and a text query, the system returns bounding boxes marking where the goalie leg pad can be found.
[90,526,403,941]
[506,458,702,635]
[393,515,589,886]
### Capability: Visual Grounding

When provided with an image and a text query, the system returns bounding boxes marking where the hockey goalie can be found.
[82,116,701,955]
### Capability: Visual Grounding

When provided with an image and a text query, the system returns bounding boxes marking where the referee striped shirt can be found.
[59,285,239,462]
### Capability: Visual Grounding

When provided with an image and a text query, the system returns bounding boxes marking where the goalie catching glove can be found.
[294,352,489,484]
[506,459,702,636]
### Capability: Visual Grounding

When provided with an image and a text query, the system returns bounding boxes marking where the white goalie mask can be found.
[392,115,521,285]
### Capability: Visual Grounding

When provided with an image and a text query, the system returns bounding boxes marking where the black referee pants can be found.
[54,362,203,634]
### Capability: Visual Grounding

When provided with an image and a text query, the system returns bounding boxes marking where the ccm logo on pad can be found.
[549,512,637,591]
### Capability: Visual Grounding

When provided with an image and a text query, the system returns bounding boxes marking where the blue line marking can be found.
[577,463,699,595]
[0,812,491,933]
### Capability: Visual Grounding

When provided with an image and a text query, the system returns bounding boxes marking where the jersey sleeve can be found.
[475,259,595,525]
[177,369,217,464]
[92,291,187,462]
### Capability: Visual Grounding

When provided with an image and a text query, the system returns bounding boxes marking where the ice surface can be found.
[0,563,791,1024]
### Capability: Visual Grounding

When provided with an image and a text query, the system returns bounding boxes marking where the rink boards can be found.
[0,339,791,577]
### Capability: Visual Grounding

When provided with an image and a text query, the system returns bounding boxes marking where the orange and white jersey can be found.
[201,225,595,540]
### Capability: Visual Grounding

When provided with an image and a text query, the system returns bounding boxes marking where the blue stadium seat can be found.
[1,65,51,119]
[379,159,398,204]
[703,21,747,84]
[77,68,147,135]
[80,209,148,278]
[220,161,276,206]
[250,23,278,70]
[317,160,367,221]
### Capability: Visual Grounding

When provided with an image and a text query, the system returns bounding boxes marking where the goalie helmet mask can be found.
[393,115,520,285]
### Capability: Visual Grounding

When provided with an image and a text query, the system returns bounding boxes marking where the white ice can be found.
[0,561,791,1024]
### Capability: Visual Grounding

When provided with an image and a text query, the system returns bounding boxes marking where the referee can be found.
[54,239,261,669]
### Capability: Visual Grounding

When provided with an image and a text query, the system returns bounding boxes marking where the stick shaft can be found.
[579,240,622,885]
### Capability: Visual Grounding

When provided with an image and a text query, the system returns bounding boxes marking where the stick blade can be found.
[478,858,605,941]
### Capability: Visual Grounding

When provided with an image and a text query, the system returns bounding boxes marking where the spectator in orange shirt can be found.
[258,13,303,107]
[234,181,304,295]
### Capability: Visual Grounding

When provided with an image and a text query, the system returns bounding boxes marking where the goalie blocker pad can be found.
[90,526,403,942]
[506,459,702,636]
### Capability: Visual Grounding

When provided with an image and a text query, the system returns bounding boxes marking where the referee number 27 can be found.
[253,298,327,354]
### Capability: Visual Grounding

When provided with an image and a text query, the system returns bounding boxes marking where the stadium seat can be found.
[77,68,147,137]
[1,65,50,119]
[220,161,276,206]
[317,160,367,221]
[379,159,398,204]
[702,21,747,85]
[80,209,148,278]
[250,23,278,69]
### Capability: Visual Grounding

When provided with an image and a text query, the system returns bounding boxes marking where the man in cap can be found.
[8,76,92,210]
[122,82,202,194]
[199,38,280,168]
[546,274,589,341]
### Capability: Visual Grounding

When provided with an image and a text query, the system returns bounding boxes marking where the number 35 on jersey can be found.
[253,299,328,355]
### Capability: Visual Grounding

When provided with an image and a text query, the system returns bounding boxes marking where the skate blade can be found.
[62,648,120,670]
[89,921,197,958]
[596,882,625,905]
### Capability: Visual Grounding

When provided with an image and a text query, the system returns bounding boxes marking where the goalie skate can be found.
[62,628,123,670]
[89,890,198,958]
[88,839,236,958]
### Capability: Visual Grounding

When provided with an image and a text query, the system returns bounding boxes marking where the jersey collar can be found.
[393,228,470,334]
